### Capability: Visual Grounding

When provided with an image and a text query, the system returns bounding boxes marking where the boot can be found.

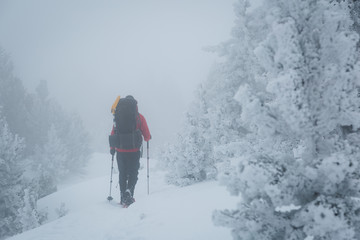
[123,189,135,207]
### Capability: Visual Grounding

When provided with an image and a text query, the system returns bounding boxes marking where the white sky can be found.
[0,0,235,153]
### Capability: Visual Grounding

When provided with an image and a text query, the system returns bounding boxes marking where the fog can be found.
[0,0,235,153]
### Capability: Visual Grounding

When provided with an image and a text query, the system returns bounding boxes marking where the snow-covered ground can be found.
[9,153,239,240]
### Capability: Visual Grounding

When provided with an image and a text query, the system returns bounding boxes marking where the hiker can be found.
[110,95,151,207]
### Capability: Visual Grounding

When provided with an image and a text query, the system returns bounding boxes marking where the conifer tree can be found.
[214,1,360,239]
[159,56,247,185]
[0,47,91,237]
[0,114,38,238]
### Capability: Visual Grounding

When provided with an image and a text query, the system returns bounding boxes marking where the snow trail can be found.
[8,153,238,240]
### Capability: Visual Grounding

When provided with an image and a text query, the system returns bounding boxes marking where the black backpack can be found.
[109,97,143,149]
[114,98,138,134]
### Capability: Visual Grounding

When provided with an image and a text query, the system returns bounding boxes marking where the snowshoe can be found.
[121,189,135,207]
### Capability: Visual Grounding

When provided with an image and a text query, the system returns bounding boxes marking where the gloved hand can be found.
[110,148,115,156]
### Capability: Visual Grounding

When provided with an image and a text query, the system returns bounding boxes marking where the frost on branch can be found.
[214,0,360,239]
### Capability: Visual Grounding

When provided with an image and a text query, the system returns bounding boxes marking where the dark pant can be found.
[116,151,140,198]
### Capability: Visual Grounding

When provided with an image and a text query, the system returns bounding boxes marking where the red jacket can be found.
[111,113,151,152]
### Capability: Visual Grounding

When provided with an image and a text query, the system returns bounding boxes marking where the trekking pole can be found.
[107,154,114,201]
[147,141,150,195]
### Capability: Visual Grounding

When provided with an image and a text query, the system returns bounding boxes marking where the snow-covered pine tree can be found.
[0,114,39,238]
[0,48,28,145]
[0,47,92,237]
[159,82,213,186]
[214,0,360,239]
[62,114,91,174]
[348,0,360,47]
[30,101,91,197]
[158,12,258,185]
[32,124,68,198]
[25,80,51,150]
[17,188,40,232]
[159,59,248,186]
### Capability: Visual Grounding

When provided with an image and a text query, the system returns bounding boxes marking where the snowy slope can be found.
[8,153,239,240]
